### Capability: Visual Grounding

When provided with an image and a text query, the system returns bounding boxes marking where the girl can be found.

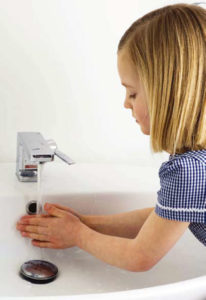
[16,3,206,272]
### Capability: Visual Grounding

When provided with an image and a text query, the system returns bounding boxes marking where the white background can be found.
[1,0,196,165]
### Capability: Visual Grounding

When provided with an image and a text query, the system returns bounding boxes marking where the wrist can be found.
[74,220,87,248]
[79,214,94,228]
[79,214,87,224]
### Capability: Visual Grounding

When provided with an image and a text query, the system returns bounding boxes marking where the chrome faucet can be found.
[16,132,75,182]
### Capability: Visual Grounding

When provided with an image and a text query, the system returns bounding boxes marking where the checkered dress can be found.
[155,149,206,246]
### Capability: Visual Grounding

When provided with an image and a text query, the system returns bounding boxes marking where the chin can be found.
[141,126,150,135]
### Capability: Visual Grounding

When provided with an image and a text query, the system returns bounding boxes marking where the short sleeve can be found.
[155,157,206,223]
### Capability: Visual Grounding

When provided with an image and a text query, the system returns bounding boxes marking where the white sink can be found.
[1,162,206,300]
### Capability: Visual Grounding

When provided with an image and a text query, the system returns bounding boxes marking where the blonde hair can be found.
[118,3,206,155]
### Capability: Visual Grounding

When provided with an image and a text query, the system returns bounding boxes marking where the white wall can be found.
[1,0,194,166]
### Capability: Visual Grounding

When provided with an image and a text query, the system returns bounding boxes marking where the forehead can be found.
[117,49,131,71]
[117,49,139,86]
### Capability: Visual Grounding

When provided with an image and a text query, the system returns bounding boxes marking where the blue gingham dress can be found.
[155,149,206,246]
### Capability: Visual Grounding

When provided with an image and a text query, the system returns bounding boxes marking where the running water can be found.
[37,162,44,215]
[36,162,45,259]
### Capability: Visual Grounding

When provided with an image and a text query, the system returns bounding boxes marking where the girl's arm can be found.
[17,205,190,272]
[80,207,155,239]
[75,210,190,272]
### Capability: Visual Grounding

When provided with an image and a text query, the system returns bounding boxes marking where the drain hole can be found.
[26,201,37,215]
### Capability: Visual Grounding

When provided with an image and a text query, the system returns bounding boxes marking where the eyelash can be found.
[129,94,136,99]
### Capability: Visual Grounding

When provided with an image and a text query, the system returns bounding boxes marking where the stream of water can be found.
[36,162,45,259]
[37,162,44,215]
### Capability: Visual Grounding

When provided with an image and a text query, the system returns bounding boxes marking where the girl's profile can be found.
[16,3,206,272]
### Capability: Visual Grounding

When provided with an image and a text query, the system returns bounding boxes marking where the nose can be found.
[124,98,132,109]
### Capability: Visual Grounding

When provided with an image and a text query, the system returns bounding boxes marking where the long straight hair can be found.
[118,3,206,155]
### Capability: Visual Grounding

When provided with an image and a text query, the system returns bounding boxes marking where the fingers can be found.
[18,217,50,227]
[51,203,72,212]
[50,203,79,217]
[19,202,77,219]
[18,202,70,223]
[32,240,55,248]
[21,231,50,242]
[17,224,49,235]
[18,214,52,221]
[44,203,65,218]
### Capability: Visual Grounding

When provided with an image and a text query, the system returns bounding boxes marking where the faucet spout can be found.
[16,132,75,182]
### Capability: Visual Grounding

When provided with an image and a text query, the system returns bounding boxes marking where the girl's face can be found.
[117,49,150,135]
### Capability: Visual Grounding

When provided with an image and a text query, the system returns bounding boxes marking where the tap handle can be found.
[46,139,75,165]
[54,148,75,165]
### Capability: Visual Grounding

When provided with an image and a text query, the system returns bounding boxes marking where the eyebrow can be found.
[121,82,135,88]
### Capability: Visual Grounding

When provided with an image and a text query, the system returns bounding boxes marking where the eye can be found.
[129,94,136,99]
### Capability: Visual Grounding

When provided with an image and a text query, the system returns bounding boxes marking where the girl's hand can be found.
[16,203,82,249]
[47,203,82,220]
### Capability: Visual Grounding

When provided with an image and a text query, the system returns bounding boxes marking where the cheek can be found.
[133,103,146,121]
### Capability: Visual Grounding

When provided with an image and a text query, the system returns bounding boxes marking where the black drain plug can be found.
[19,260,58,284]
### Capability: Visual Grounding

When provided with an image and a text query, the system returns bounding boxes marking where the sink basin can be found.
[1,162,206,299]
